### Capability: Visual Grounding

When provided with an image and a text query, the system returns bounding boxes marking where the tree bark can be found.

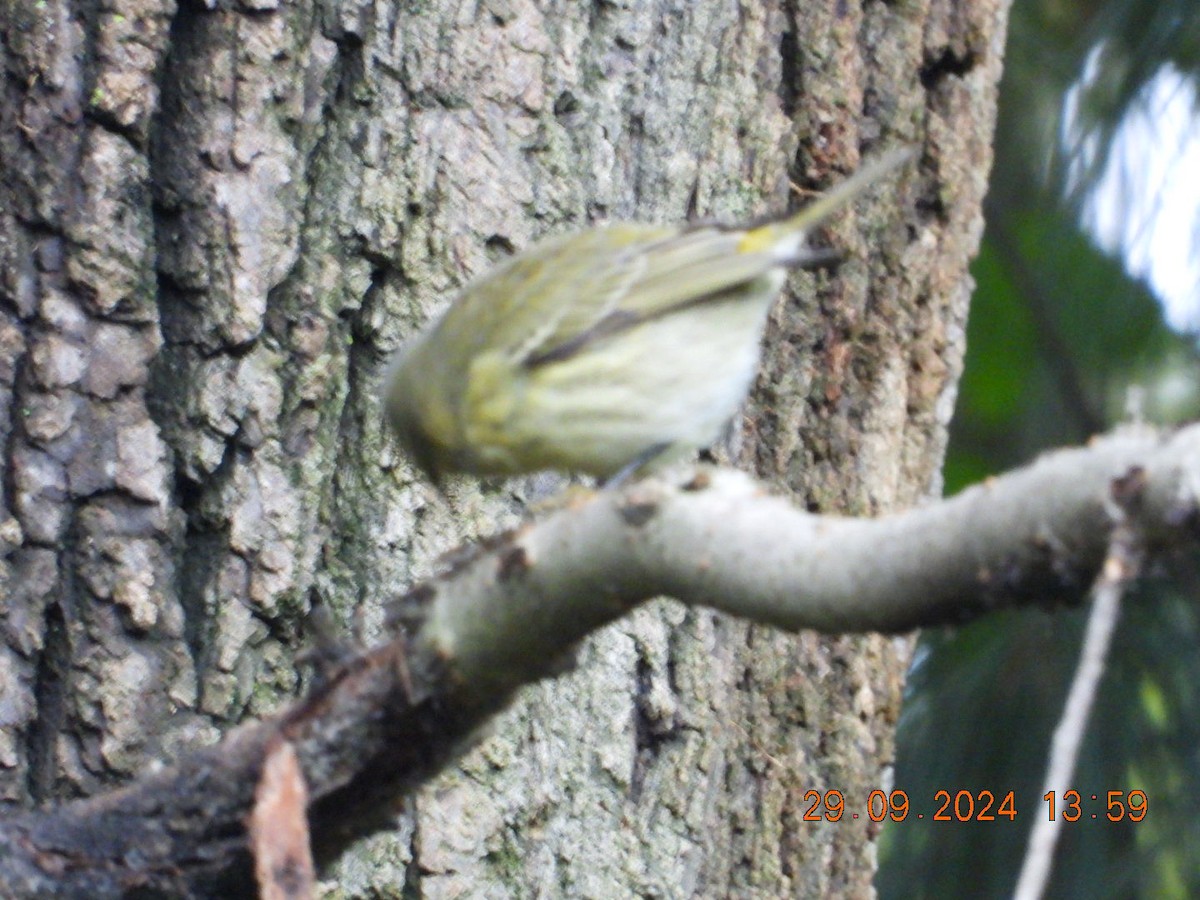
[0,0,1006,895]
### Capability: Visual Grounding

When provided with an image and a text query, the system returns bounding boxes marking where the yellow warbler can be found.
[385,149,912,483]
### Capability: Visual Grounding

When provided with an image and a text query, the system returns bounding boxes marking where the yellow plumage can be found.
[385,150,913,482]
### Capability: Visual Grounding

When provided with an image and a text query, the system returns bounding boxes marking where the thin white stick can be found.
[1011,510,1144,900]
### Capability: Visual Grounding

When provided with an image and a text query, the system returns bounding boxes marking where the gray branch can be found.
[426,424,1198,695]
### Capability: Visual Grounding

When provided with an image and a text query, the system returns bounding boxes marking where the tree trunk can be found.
[0,0,1005,895]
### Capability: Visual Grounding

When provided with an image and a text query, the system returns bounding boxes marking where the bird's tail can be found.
[737,146,916,261]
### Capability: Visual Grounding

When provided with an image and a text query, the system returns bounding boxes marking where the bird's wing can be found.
[516,222,781,367]
[441,148,914,370]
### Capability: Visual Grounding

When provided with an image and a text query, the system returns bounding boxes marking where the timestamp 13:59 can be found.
[1043,790,1148,822]
[801,789,1148,823]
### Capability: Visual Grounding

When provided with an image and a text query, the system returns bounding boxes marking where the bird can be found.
[384,148,913,484]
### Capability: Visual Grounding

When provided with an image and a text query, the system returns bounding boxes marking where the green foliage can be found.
[879,0,1200,895]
